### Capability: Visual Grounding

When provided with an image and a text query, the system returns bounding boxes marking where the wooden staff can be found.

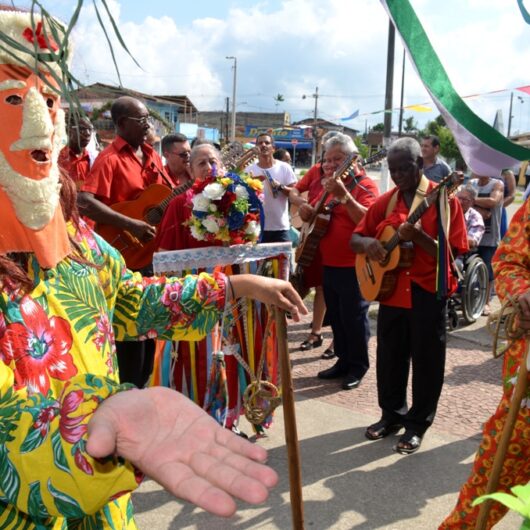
[274,307,304,530]
[475,340,530,529]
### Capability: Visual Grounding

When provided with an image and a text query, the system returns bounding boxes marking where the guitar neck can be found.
[383,189,439,253]
[158,181,192,213]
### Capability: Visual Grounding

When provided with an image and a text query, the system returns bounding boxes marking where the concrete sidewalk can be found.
[131,398,521,529]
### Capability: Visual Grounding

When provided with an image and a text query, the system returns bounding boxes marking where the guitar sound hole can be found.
[146,207,164,225]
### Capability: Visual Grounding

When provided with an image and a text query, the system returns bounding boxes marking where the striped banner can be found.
[381,0,530,174]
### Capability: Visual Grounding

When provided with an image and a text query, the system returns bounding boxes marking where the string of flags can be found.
[337,84,530,122]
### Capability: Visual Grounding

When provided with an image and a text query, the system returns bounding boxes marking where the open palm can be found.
[87,387,278,517]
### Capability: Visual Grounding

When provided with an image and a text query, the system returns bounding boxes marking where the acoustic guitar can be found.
[96,143,259,270]
[96,179,193,270]
[355,172,461,302]
[295,149,386,269]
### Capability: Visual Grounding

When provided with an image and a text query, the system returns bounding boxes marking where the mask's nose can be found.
[11,86,54,152]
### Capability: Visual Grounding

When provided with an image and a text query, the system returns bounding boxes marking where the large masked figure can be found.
[0,13,69,267]
[0,8,300,530]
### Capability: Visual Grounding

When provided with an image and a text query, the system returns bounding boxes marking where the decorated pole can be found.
[475,342,530,529]
[274,307,304,530]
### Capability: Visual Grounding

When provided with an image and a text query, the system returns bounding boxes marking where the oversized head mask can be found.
[0,10,70,269]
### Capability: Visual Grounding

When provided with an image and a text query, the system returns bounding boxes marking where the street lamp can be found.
[226,56,237,142]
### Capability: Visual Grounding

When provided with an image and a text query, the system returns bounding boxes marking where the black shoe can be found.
[365,419,403,441]
[321,345,335,360]
[317,363,347,380]
[341,374,361,390]
[300,333,323,351]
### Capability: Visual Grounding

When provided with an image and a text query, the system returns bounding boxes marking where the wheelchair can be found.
[446,253,489,330]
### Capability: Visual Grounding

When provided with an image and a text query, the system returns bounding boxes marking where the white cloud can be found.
[52,0,530,133]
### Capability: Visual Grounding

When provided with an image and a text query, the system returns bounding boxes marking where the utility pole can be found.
[226,56,237,142]
[225,96,230,144]
[303,87,319,165]
[507,91,514,138]
[381,20,395,192]
[398,48,406,136]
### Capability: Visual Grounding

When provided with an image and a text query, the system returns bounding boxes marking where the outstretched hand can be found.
[87,387,278,517]
[230,275,308,321]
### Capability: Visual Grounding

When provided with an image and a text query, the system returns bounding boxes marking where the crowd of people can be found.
[2,5,530,529]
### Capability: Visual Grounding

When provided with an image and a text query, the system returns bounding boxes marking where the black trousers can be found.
[376,283,446,435]
[116,263,155,388]
[322,266,370,379]
[116,340,155,388]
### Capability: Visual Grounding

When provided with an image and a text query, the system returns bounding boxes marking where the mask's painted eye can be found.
[46,97,55,108]
[5,94,22,105]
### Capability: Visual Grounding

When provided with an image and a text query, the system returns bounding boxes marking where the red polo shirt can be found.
[354,183,468,308]
[58,146,91,190]
[82,136,167,204]
[295,163,323,205]
[156,190,220,251]
[318,172,380,267]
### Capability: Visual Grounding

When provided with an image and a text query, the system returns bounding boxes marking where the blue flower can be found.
[228,211,245,230]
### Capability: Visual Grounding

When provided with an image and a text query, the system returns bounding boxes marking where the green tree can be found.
[403,116,418,133]
[274,94,285,110]
[371,122,385,132]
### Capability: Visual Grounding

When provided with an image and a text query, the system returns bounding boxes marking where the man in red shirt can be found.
[299,133,379,391]
[161,132,192,188]
[350,137,468,454]
[79,96,169,253]
[58,116,94,190]
[79,96,170,388]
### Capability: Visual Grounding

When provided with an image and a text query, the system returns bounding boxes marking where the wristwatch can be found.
[339,193,350,204]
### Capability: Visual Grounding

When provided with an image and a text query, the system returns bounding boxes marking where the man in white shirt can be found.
[246,133,297,242]
[421,135,452,183]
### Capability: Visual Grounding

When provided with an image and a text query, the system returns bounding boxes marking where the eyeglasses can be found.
[126,116,151,126]
[168,151,191,159]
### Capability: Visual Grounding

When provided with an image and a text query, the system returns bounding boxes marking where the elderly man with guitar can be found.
[297,133,380,390]
[79,95,174,388]
[350,137,467,455]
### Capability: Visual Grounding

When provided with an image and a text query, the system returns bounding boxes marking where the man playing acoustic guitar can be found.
[79,95,172,388]
[298,133,379,390]
[350,137,467,454]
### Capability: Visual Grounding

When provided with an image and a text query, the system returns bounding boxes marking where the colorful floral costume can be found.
[0,220,226,529]
[440,200,530,529]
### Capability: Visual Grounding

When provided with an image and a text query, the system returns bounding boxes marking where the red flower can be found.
[0,296,77,394]
[22,22,59,51]
[59,389,93,475]
[33,405,58,437]
[218,191,236,213]
[193,177,214,194]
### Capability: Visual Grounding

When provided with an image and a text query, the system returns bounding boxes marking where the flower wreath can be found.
[186,170,264,245]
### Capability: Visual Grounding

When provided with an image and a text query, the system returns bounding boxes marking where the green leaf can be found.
[0,445,21,502]
[47,479,84,518]
[473,492,527,515]
[27,481,49,520]
[52,430,70,474]
[20,424,46,453]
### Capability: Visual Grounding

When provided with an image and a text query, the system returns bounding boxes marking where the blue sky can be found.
[35,1,530,135]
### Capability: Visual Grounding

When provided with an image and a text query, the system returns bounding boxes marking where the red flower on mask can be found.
[22,21,59,51]
[0,296,76,394]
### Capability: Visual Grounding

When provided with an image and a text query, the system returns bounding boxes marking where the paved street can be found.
[131,305,522,529]
[130,177,527,529]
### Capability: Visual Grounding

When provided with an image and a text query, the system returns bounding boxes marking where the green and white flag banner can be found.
[381,0,530,175]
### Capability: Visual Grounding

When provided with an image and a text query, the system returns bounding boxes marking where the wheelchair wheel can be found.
[461,256,489,324]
